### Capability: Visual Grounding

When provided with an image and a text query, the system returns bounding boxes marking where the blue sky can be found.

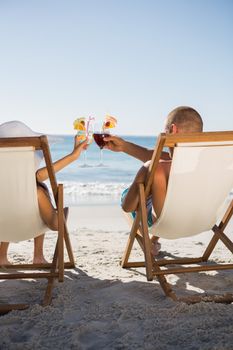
[0,0,232,135]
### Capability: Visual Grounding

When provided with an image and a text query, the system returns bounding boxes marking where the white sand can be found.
[1,205,233,349]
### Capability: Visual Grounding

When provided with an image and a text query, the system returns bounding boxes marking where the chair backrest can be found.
[149,139,233,239]
[0,143,49,242]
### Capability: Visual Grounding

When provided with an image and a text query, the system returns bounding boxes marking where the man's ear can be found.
[171,123,178,134]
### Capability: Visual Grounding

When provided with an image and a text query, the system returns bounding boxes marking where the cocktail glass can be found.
[93,123,109,166]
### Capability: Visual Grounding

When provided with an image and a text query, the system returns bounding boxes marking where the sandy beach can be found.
[1,204,233,350]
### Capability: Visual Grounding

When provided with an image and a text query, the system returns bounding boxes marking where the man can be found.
[104,106,203,255]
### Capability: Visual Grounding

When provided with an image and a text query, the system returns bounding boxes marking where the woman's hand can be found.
[71,136,88,160]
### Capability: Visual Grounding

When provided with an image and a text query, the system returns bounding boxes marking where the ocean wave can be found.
[54,181,233,198]
[62,181,130,197]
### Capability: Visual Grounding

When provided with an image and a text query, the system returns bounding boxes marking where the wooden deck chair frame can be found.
[121,131,233,304]
[0,136,75,314]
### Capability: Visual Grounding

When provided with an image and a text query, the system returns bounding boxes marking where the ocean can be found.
[48,135,157,206]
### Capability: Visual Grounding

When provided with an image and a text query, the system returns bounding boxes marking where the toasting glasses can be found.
[74,115,117,167]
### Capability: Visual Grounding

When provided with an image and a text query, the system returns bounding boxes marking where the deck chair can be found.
[0,136,75,314]
[121,131,233,303]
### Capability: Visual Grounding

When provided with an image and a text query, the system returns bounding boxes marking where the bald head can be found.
[165,106,203,133]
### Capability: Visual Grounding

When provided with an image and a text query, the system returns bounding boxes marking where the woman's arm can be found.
[36,136,88,182]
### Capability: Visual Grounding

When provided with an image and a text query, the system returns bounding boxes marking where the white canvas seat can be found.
[149,142,233,239]
[0,136,75,314]
[0,147,47,242]
[121,131,233,303]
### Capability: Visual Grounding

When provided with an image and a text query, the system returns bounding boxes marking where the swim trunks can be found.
[121,188,154,227]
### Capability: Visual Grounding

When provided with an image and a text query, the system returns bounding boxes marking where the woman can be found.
[0,121,87,265]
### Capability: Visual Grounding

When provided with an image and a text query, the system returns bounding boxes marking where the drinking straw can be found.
[86,116,95,134]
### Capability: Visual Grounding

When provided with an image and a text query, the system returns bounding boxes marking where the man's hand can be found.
[103,135,125,152]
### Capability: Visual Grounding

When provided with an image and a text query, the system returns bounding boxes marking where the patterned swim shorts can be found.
[121,188,154,227]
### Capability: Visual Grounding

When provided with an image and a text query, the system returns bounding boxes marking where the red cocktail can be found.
[93,133,109,149]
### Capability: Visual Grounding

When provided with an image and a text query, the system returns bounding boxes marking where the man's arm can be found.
[104,135,152,162]
[104,135,170,162]
[122,162,150,212]
[122,160,169,220]
[122,140,153,162]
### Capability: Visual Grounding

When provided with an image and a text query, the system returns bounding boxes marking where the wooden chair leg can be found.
[138,184,154,281]
[121,213,141,267]
[202,231,220,261]
[43,278,55,306]
[219,199,233,232]
[136,229,146,251]
[202,224,233,263]
[213,225,233,253]
[64,224,75,268]
[57,184,64,282]
[153,262,178,301]
[0,304,29,315]
[178,293,233,304]
[43,240,59,306]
